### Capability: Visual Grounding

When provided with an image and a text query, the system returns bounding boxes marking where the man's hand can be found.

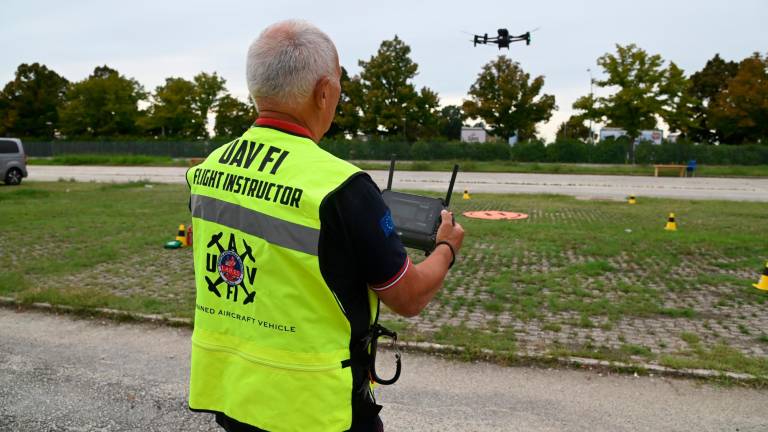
[436,209,464,254]
[375,209,465,317]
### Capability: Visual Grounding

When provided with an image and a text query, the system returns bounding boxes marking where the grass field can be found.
[1,181,767,377]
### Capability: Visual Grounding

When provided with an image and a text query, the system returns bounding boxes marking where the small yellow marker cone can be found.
[462,189,471,200]
[754,262,768,291]
[664,213,677,231]
[628,195,636,205]
[176,224,188,247]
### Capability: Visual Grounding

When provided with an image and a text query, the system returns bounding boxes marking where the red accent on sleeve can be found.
[370,256,410,292]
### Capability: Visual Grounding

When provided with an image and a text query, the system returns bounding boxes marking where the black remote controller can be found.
[381,157,459,252]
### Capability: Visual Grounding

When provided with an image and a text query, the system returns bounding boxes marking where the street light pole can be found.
[587,68,594,144]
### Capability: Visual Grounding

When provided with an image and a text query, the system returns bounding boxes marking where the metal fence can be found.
[23,140,220,158]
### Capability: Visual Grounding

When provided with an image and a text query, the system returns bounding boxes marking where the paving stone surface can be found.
[380,201,768,366]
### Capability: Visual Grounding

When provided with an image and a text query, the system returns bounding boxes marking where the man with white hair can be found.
[187,20,464,432]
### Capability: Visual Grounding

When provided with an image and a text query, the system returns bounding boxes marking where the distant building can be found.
[461,127,487,143]
[599,127,663,145]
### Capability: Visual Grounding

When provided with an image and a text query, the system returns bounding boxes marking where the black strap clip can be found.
[367,323,401,385]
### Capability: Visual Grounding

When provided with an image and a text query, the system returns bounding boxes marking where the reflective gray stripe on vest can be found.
[191,194,319,256]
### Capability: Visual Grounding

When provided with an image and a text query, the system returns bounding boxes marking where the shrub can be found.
[592,137,630,163]
[510,140,546,162]
[545,139,591,163]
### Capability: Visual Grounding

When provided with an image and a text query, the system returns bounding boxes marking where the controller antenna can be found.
[444,164,459,206]
[386,155,396,191]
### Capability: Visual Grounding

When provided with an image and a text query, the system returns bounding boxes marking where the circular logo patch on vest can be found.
[218,250,244,285]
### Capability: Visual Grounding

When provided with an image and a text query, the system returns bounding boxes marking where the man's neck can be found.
[257,110,319,143]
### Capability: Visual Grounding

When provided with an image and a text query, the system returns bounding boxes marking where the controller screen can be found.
[389,196,434,229]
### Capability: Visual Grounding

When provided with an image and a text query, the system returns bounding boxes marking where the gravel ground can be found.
[2,308,768,432]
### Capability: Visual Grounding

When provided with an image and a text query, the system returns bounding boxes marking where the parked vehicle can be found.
[0,138,28,185]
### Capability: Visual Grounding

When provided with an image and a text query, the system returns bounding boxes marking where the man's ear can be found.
[313,77,330,109]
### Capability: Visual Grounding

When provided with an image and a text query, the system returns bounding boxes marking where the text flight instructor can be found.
[187,19,464,432]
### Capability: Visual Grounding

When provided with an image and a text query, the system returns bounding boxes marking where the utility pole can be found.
[587,68,594,144]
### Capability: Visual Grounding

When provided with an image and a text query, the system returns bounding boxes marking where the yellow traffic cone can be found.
[462,189,471,200]
[176,224,188,247]
[754,262,768,291]
[664,213,677,231]
[628,195,637,205]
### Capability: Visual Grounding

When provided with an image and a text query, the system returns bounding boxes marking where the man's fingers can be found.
[440,209,453,225]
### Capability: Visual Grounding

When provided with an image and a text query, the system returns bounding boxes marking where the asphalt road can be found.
[2,308,767,432]
[26,165,768,202]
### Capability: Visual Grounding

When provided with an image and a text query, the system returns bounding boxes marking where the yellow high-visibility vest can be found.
[187,124,379,431]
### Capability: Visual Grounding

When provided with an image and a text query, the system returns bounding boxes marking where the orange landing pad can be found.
[462,211,529,220]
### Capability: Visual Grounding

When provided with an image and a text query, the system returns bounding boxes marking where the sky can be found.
[1,0,766,141]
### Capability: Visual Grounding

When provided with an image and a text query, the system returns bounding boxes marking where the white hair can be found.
[246,20,338,107]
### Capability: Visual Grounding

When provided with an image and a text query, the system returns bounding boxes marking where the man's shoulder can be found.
[328,172,379,203]
[320,173,382,231]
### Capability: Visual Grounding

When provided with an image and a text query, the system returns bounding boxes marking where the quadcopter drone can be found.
[472,28,532,49]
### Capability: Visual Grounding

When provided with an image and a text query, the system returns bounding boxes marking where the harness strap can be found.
[359,299,401,385]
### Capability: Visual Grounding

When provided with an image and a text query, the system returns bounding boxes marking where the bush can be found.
[320,138,412,160]
[544,139,591,163]
[466,142,511,161]
[23,139,226,158]
[635,140,768,165]
[592,137,630,163]
[410,141,432,160]
[695,143,768,165]
[510,140,546,162]
[319,138,511,161]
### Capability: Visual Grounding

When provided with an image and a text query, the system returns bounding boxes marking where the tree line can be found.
[0,64,255,140]
[566,47,768,145]
[0,36,766,145]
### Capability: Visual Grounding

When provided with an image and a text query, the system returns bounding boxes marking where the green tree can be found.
[140,77,200,138]
[357,36,440,141]
[437,105,464,140]
[659,62,698,136]
[327,67,362,138]
[214,94,257,138]
[688,54,739,142]
[409,87,441,139]
[571,92,600,137]
[58,66,145,137]
[192,72,226,138]
[573,44,665,142]
[0,63,69,138]
[462,56,556,141]
[555,116,591,141]
[709,53,768,144]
